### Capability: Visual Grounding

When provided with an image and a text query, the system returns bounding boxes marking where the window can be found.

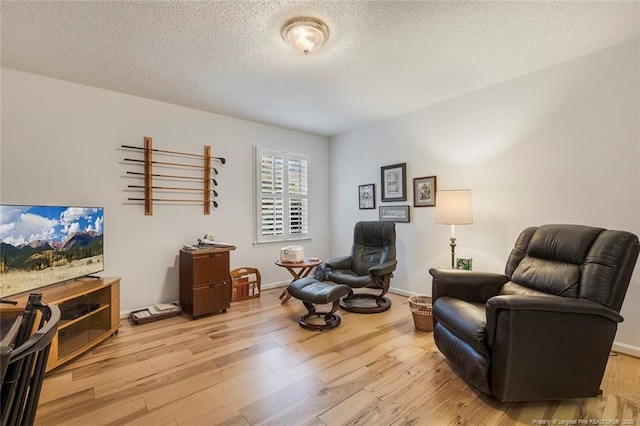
[255,147,309,243]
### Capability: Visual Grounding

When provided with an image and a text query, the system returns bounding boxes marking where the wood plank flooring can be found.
[37,289,640,425]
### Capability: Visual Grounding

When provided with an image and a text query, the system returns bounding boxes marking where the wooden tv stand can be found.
[0,276,120,372]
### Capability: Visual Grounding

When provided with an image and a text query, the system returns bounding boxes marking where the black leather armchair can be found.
[429,224,639,401]
[324,221,397,313]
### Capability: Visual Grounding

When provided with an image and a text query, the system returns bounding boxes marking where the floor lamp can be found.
[436,189,473,268]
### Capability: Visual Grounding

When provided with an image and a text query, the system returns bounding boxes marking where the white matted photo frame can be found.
[358,183,375,210]
[413,176,437,207]
[379,205,410,223]
[381,162,407,202]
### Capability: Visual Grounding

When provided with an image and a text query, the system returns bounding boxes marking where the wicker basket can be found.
[408,296,433,332]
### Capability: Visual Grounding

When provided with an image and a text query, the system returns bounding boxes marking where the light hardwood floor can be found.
[37,289,640,426]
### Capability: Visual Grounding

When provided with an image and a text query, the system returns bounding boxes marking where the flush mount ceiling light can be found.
[281,17,329,54]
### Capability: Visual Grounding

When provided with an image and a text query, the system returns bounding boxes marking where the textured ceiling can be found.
[2,1,640,137]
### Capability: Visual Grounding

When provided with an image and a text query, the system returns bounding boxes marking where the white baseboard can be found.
[612,341,640,358]
[388,287,427,298]
[262,281,289,290]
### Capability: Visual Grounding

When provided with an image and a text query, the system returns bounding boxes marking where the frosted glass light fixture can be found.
[281,17,329,54]
[436,189,473,268]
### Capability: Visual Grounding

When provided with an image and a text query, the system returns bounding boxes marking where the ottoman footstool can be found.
[287,277,351,331]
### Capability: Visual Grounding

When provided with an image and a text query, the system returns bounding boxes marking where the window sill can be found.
[253,237,311,247]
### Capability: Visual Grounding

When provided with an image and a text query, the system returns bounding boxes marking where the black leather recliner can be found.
[429,224,640,401]
[324,221,397,313]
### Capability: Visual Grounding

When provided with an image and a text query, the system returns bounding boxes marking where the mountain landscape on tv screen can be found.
[0,206,104,297]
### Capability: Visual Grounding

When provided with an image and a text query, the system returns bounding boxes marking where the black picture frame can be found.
[379,205,410,223]
[413,176,437,207]
[381,163,407,202]
[358,183,376,210]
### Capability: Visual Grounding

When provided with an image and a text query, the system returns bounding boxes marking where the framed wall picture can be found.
[413,176,437,207]
[456,258,473,270]
[358,183,376,209]
[379,205,410,223]
[381,162,407,202]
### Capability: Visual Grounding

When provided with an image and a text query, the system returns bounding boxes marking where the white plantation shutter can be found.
[288,155,308,235]
[260,153,284,236]
[255,147,309,243]
[261,197,284,236]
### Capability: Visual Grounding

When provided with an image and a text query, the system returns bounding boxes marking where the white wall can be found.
[329,40,640,353]
[2,40,639,353]
[1,68,330,313]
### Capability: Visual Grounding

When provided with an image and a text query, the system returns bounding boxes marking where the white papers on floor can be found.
[132,310,149,319]
[149,303,180,315]
[132,303,180,319]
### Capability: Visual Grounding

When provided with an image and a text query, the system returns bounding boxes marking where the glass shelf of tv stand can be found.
[57,286,112,359]
[58,304,110,330]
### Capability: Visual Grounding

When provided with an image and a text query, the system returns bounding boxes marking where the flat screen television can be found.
[0,205,104,298]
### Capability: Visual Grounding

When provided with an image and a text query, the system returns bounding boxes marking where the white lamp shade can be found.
[436,189,473,225]
[282,18,329,54]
